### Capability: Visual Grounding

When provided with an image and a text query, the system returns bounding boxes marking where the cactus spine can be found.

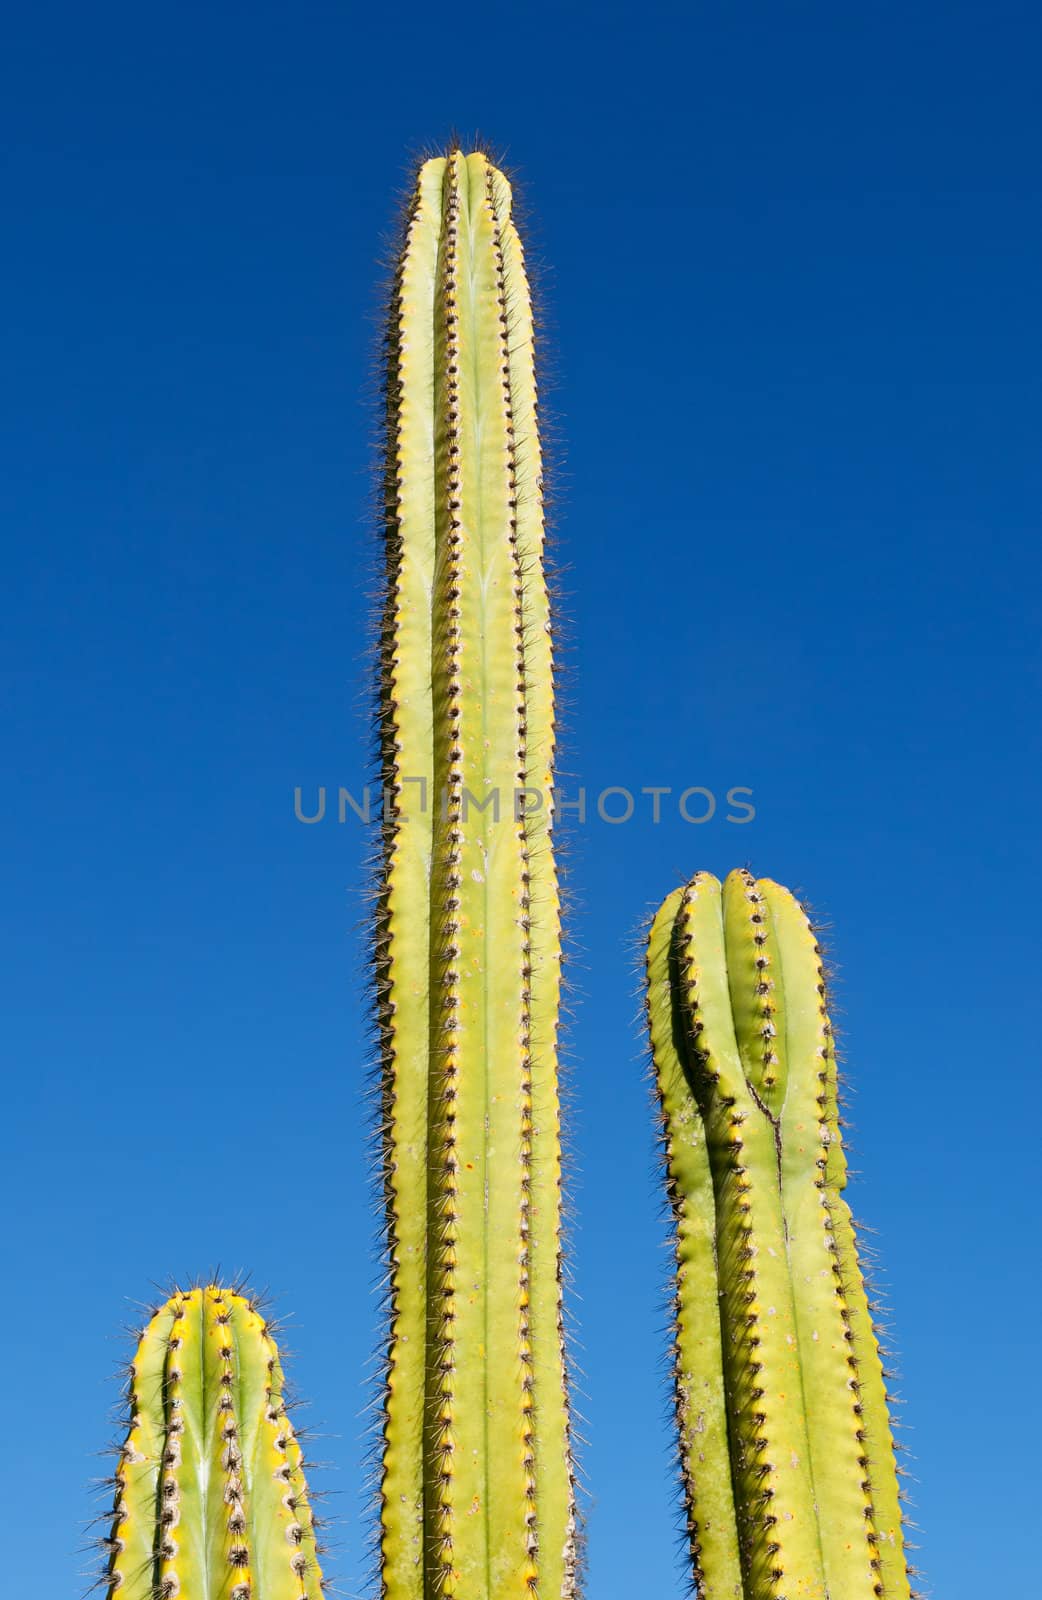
[104,1284,323,1600]
[646,871,910,1600]
[376,149,573,1600]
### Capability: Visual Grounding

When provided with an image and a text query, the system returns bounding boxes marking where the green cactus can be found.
[103,1283,324,1600]
[646,869,911,1600]
[375,148,574,1600]
[89,150,922,1600]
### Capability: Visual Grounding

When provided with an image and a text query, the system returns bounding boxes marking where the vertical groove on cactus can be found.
[377,148,574,1600]
[104,1284,323,1600]
[647,870,911,1600]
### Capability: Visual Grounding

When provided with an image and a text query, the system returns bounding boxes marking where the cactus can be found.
[375,148,574,1600]
[86,151,923,1600]
[646,870,911,1600]
[102,1284,324,1600]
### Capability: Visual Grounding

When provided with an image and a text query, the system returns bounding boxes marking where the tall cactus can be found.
[375,148,574,1600]
[103,1284,324,1600]
[646,870,910,1600]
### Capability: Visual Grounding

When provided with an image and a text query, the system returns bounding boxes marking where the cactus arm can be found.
[487,164,574,1596]
[105,1287,323,1600]
[378,153,445,1600]
[762,881,911,1600]
[108,1299,178,1599]
[674,876,828,1599]
[646,889,743,1598]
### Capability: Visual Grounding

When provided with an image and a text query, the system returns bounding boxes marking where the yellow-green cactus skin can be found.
[375,149,574,1599]
[103,1285,324,1600]
[646,871,911,1600]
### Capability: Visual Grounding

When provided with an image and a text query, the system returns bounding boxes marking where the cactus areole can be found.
[375,149,575,1600]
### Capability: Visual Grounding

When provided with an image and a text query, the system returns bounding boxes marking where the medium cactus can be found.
[375,149,574,1599]
[646,870,911,1600]
[103,1284,324,1600]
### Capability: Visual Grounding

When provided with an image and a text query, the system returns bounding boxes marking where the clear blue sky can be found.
[4,3,1039,1596]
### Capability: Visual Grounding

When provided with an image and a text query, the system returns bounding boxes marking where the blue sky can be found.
[4,3,1040,1595]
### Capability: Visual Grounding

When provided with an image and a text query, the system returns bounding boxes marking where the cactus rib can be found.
[104,1284,323,1600]
[377,148,574,1600]
[646,888,744,1596]
[647,870,911,1600]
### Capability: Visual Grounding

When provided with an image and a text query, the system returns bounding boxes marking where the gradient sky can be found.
[4,4,1040,1596]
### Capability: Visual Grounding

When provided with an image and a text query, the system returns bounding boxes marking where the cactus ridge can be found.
[375,148,574,1600]
[646,889,745,1597]
[102,1283,324,1600]
[647,871,911,1600]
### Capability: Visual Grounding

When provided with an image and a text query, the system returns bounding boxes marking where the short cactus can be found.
[103,1284,323,1600]
[646,870,911,1600]
[375,148,574,1600]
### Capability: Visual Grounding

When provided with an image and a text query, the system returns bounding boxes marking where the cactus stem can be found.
[648,872,912,1600]
[104,1285,323,1600]
[377,149,573,1600]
